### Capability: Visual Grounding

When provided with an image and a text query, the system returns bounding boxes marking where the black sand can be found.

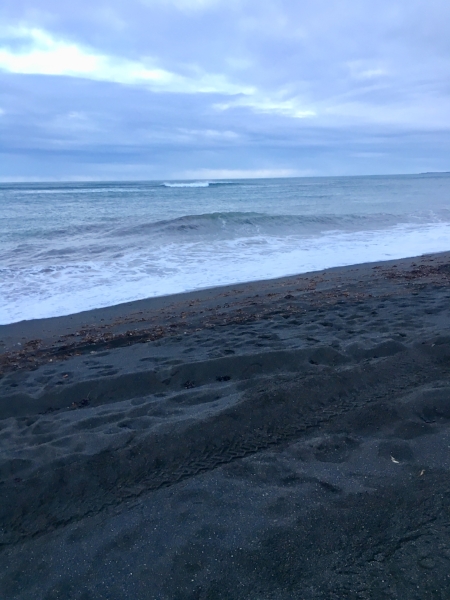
[1,252,450,599]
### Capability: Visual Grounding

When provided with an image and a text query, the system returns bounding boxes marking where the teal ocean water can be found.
[1,173,450,324]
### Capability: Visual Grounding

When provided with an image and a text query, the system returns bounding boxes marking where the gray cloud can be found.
[0,0,449,180]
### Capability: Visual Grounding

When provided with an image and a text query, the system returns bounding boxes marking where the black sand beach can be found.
[1,252,450,599]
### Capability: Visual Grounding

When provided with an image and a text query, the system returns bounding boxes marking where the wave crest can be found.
[162,181,235,188]
[113,211,384,240]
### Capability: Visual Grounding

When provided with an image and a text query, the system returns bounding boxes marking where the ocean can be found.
[1,173,450,325]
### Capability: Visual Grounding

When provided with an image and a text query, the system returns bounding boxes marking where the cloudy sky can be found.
[1,0,449,181]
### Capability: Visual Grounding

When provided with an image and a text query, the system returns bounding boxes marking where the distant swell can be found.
[162,181,235,188]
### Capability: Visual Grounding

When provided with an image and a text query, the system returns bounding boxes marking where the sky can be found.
[0,0,449,181]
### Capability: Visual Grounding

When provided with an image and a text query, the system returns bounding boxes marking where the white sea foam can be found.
[1,221,450,324]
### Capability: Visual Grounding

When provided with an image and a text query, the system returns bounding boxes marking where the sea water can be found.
[1,173,450,324]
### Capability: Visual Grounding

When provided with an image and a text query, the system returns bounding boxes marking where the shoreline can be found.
[1,250,450,598]
[2,250,449,352]
[2,248,450,332]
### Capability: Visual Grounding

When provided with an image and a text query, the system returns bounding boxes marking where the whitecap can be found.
[162,182,210,188]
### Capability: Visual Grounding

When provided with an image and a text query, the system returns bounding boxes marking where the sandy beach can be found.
[1,251,450,599]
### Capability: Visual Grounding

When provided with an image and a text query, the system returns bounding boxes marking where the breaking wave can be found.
[113,211,392,239]
[162,181,235,188]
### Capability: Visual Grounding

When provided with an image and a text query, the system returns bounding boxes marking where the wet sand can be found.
[1,252,450,599]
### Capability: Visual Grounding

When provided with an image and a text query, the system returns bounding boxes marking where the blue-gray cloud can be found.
[1,0,449,180]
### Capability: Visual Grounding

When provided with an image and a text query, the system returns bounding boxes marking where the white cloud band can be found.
[0,26,254,95]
